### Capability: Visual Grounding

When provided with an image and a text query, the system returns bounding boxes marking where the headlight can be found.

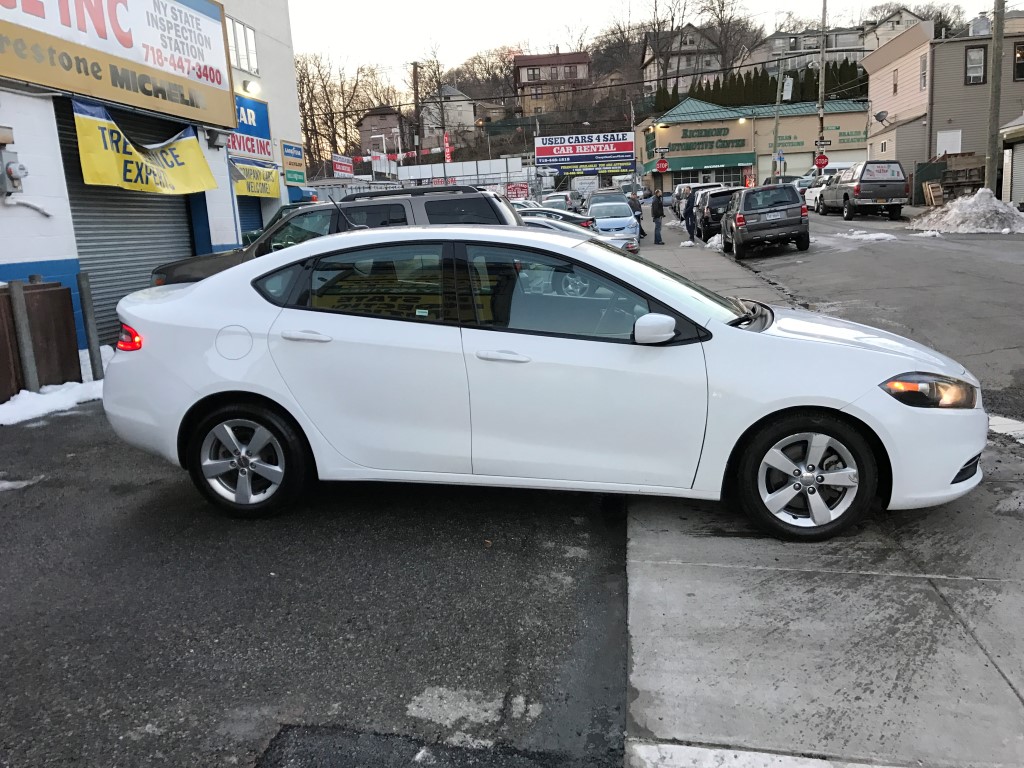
[880,373,977,409]
[151,273,167,287]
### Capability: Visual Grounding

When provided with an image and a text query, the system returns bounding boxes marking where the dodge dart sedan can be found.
[103,227,987,540]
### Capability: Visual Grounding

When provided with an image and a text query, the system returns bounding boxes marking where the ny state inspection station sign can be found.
[534,132,635,176]
[0,0,235,128]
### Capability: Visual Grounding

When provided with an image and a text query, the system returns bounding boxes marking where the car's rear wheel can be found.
[815,197,826,215]
[734,412,878,540]
[888,206,902,220]
[842,199,855,221]
[796,233,810,251]
[187,405,309,518]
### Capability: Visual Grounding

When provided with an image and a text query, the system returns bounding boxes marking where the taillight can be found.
[582,219,595,228]
[735,213,746,226]
[853,183,860,196]
[117,323,142,351]
[904,181,910,195]
[801,204,808,216]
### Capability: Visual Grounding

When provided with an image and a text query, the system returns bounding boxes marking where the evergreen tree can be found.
[654,86,672,113]
[742,71,754,106]
[671,81,680,106]
[710,76,723,105]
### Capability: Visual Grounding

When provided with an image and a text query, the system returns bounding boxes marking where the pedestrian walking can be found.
[652,188,665,244]
[682,186,696,242]
[628,193,647,239]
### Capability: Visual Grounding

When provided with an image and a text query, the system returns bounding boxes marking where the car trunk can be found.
[742,189,803,233]
[855,163,907,202]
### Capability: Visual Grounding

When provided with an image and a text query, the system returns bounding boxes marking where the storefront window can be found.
[718,168,744,185]
[672,170,700,186]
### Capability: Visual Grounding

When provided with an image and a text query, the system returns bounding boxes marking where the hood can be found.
[153,247,253,285]
[763,306,969,379]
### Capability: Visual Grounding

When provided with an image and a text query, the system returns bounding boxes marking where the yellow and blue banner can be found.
[72,99,217,195]
[229,157,281,199]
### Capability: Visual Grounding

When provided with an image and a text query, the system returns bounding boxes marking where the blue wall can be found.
[0,259,85,349]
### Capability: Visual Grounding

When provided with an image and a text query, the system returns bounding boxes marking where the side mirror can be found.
[634,313,677,345]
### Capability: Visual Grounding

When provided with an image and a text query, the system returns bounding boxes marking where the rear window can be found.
[743,186,800,211]
[424,197,500,225]
[861,162,905,181]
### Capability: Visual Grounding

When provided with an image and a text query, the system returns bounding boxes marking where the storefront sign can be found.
[535,133,635,173]
[643,152,755,174]
[281,140,305,184]
[72,98,215,194]
[505,182,528,199]
[230,157,280,198]
[332,153,354,178]
[228,94,272,160]
[0,0,235,128]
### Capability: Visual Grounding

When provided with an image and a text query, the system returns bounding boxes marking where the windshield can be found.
[571,239,743,324]
[543,198,568,210]
[590,202,633,218]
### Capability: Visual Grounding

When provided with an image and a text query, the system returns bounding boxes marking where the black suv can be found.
[694,186,745,241]
[152,186,523,285]
[720,184,809,258]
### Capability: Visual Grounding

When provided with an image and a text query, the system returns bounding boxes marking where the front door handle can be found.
[476,350,531,363]
[281,330,333,343]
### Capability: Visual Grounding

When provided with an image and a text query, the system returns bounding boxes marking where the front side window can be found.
[343,203,408,228]
[966,46,987,84]
[425,198,501,225]
[264,210,333,254]
[464,244,650,341]
[227,17,258,75]
[305,244,444,322]
[1015,42,1024,80]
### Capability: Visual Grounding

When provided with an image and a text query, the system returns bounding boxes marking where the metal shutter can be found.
[237,196,263,233]
[54,99,195,343]
[1013,145,1024,204]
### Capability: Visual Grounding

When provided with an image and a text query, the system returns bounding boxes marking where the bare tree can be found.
[697,0,765,70]
[643,0,687,91]
[445,46,520,103]
[775,11,817,33]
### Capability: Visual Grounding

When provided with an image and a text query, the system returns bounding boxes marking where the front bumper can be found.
[842,386,988,510]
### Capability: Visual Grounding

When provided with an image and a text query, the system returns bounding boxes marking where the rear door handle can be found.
[476,350,531,363]
[281,330,333,343]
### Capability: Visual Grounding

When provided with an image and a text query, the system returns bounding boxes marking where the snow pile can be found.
[911,188,1024,234]
[705,234,724,250]
[837,230,898,242]
[0,475,43,492]
[0,345,114,425]
[665,220,682,227]
[911,230,942,238]
[680,240,695,247]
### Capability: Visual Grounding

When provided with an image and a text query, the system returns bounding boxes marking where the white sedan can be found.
[103,227,987,540]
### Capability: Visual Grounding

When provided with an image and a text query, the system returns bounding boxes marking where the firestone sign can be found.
[534,132,635,175]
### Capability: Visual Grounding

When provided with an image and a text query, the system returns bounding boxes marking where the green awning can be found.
[643,152,755,174]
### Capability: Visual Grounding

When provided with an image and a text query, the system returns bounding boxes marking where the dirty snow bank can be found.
[705,234,723,250]
[837,230,898,242]
[0,345,114,425]
[910,188,1024,233]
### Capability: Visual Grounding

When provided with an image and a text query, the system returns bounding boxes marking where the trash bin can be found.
[0,281,81,402]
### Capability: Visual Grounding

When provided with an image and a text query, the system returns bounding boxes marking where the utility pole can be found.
[985,0,1006,193]
[771,56,784,181]
[412,61,421,166]
[817,0,828,177]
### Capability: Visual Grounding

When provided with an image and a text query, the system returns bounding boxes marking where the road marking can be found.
[628,742,908,768]
[990,414,1024,443]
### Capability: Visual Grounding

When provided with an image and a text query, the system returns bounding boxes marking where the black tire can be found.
[722,230,733,253]
[816,197,826,215]
[187,403,310,519]
[695,225,705,242]
[842,199,855,221]
[796,233,810,251]
[733,411,878,541]
[888,206,902,221]
[733,236,746,259]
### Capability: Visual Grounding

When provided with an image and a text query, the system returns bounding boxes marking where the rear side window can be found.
[254,263,305,306]
[743,186,800,211]
[861,162,906,181]
[425,198,500,224]
[344,203,409,228]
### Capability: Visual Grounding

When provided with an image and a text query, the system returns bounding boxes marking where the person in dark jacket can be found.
[682,186,696,241]
[628,193,646,238]
[651,189,665,244]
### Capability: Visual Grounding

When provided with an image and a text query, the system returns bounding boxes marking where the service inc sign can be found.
[227,94,272,160]
[534,132,635,175]
[0,0,236,128]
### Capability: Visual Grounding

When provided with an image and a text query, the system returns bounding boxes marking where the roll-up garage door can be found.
[236,196,264,233]
[54,98,195,343]
[1012,145,1024,204]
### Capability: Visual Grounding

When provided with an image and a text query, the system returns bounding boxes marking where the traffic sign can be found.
[655,158,669,173]
[814,154,830,168]
[814,140,832,147]
[654,146,669,154]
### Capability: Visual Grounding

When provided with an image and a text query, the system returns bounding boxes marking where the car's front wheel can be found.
[722,229,734,253]
[734,412,878,540]
[187,404,309,518]
[815,197,826,215]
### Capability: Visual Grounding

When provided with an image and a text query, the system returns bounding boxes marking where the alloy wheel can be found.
[199,418,286,505]
[756,432,859,527]
[559,273,591,297]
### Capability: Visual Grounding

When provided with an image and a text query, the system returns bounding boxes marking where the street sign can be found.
[814,140,832,147]
[814,154,830,168]
[654,146,669,154]
[655,158,669,173]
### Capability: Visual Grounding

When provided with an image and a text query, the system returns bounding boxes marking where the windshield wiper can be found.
[726,299,762,327]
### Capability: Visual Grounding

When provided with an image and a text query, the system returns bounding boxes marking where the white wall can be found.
[0,92,78,269]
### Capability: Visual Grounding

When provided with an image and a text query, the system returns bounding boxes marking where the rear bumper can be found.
[736,222,808,246]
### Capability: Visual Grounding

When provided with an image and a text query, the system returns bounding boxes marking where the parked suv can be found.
[819,160,909,221]
[694,186,745,241]
[152,187,522,285]
[672,182,723,217]
[720,184,809,258]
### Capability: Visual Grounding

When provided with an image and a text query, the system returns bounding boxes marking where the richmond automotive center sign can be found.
[534,133,635,175]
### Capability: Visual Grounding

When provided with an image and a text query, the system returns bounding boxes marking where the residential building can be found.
[637,97,867,189]
[356,106,402,155]
[421,85,476,149]
[0,0,302,345]
[513,51,592,116]
[748,26,872,75]
[861,8,929,49]
[640,24,721,95]
[863,18,1024,174]
[999,111,1024,204]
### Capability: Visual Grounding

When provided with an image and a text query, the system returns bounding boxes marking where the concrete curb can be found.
[627,742,908,768]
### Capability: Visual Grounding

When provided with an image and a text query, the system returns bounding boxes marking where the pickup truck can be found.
[819,160,909,221]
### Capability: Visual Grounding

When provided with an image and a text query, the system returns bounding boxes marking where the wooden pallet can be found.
[923,181,944,206]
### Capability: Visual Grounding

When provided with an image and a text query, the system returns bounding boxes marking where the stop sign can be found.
[814,154,830,169]
[655,158,669,173]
